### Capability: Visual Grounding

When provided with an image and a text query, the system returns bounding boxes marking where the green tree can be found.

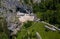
[23,21,32,28]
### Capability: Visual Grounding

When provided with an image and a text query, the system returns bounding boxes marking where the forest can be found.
[31,0,60,28]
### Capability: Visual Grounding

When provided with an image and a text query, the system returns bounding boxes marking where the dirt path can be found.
[36,32,42,39]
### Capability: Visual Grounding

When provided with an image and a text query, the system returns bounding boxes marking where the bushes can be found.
[0,17,9,39]
[32,0,60,26]
[0,33,8,39]
[23,21,33,28]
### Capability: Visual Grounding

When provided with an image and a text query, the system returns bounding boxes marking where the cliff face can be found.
[0,0,33,12]
[1,0,20,9]
[0,0,33,36]
[0,0,41,11]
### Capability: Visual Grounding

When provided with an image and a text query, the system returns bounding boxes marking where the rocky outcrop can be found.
[0,0,33,36]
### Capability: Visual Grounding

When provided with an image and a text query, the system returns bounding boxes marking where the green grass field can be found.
[17,22,60,39]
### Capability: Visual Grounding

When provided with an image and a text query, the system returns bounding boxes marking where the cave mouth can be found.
[16,6,27,13]
[9,9,13,12]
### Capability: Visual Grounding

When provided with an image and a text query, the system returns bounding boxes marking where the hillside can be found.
[0,0,60,39]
